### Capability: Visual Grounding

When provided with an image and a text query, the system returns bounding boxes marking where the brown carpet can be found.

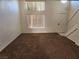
[0,33,79,59]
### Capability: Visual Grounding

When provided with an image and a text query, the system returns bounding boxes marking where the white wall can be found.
[69,1,79,18]
[67,1,79,45]
[21,1,68,33]
[68,28,79,45]
[0,0,21,51]
[68,1,79,30]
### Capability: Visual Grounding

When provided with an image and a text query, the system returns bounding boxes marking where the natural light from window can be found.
[25,1,45,28]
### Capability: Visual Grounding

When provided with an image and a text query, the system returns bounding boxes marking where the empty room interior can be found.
[0,0,79,59]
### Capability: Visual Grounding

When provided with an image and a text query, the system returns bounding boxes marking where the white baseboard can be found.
[0,33,21,52]
[65,24,79,46]
[23,28,64,33]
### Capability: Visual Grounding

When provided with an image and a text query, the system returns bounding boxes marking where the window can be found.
[25,1,45,28]
[25,2,45,11]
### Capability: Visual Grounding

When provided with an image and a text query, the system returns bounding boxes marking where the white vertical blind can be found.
[25,1,45,28]
[25,2,45,11]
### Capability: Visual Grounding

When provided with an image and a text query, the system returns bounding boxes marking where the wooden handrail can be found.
[66,28,78,37]
[58,9,79,29]
[58,9,79,24]
[67,9,79,23]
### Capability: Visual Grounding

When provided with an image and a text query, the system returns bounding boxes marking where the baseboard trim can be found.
[0,33,21,52]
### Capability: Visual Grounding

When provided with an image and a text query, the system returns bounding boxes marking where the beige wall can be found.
[45,1,68,33]
[20,1,68,33]
[0,0,21,51]
[19,0,27,33]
